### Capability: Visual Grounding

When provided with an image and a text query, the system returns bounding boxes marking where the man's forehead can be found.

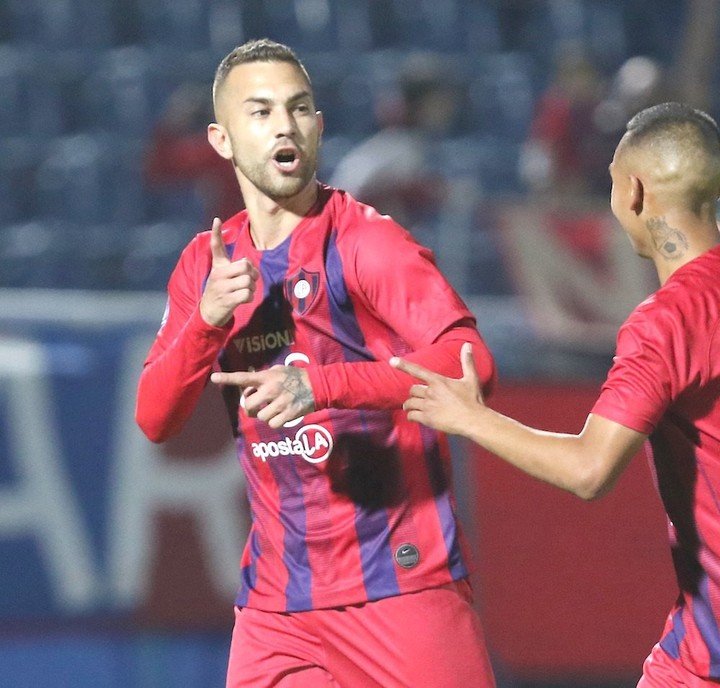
[224,61,310,94]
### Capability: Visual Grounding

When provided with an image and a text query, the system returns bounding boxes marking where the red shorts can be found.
[226,579,496,688]
[638,643,720,687]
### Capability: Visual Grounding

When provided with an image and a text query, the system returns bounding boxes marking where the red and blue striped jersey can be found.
[137,185,495,612]
[593,245,720,680]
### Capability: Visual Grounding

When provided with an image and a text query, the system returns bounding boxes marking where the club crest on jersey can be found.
[284,269,320,315]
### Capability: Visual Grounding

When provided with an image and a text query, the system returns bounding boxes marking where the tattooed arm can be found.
[210,366,315,429]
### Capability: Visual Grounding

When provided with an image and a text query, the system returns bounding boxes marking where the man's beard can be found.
[234,151,317,201]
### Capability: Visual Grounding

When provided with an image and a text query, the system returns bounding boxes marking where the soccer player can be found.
[136,39,497,687]
[392,102,720,686]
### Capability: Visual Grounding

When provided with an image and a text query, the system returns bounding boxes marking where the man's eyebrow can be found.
[242,91,312,106]
[288,90,312,103]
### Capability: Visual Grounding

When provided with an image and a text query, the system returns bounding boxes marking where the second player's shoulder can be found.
[618,273,710,367]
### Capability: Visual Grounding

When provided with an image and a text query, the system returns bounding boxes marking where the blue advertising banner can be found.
[0,290,249,628]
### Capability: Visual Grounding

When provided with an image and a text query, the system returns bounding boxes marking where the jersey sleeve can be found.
[306,216,495,410]
[592,305,674,434]
[135,234,232,442]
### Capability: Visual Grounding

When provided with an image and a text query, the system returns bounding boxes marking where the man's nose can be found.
[273,108,297,136]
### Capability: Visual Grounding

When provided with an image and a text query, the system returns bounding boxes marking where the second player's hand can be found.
[200,217,259,327]
[390,342,486,436]
[210,366,315,429]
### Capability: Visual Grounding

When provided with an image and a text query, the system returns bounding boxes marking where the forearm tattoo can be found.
[282,367,315,412]
[647,216,689,260]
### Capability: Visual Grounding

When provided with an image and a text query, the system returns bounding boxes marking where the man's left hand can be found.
[211,366,315,429]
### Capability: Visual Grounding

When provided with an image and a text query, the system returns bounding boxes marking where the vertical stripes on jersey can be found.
[257,239,315,611]
[324,229,401,599]
[660,603,685,660]
[419,425,468,579]
[695,575,720,675]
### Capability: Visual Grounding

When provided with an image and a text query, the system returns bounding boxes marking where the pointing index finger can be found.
[210,217,230,266]
[210,370,261,387]
[389,356,436,383]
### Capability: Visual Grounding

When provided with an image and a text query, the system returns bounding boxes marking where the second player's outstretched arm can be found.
[392,343,647,500]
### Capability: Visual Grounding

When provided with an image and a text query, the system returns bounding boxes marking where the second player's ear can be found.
[629,175,644,215]
[208,122,233,160]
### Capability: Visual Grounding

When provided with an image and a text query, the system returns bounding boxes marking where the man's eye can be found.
[294,104,310,114]
[252,109,269,117]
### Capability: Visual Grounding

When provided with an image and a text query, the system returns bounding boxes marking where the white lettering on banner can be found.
[499,204,654,350]
[0,340,100,611]
[107,334,249,606]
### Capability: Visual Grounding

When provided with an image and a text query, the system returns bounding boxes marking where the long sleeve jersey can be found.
[137,184,495,612]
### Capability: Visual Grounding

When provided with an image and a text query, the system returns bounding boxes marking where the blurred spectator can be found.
[329,53,460,231]
[518,46,610,199]
[669,0,720,113]
[144,82,242,224]
[593,55,666,147]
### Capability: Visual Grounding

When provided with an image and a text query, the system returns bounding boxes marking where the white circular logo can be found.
[295,424,334,463]
[294,279,311,299]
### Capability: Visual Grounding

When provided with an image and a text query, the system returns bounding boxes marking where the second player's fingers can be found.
[402,397,425,412]
[405,409,426,425]
[389,356,436,383]
[460,342,480,383]
[409,384,428,398]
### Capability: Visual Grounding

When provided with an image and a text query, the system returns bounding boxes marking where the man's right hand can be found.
[199,217,259,327]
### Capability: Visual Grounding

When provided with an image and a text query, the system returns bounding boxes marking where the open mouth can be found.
[273,148,300,172]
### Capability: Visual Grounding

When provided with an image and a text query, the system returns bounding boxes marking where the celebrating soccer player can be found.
[393,102,720,687]
[136,39,497,687]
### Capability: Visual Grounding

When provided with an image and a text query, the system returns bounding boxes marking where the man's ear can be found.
[316,110,324,142]
[629,175,644,215]
[208,122,233,160]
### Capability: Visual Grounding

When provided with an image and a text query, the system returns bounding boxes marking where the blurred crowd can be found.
[0,0,717,293]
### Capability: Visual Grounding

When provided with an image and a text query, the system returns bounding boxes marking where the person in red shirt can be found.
[136,39,497,687]
[144,82,243,222]
[393,101,720,686]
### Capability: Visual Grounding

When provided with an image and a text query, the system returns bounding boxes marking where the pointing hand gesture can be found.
[199,218,259,327]
[210,365,315,429]
[390,342,486,436]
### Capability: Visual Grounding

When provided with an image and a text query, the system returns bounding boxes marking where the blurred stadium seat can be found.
[4,0,115,49]
[34,133,146,227]
[0,46,65,137]
[0,136,45,225]
[79,47,157,136]
[121,220,197,290]
[135,0,213,50]
[389,0,502,53]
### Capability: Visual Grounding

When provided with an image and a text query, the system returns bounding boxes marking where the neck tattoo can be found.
[647,217,689,260]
